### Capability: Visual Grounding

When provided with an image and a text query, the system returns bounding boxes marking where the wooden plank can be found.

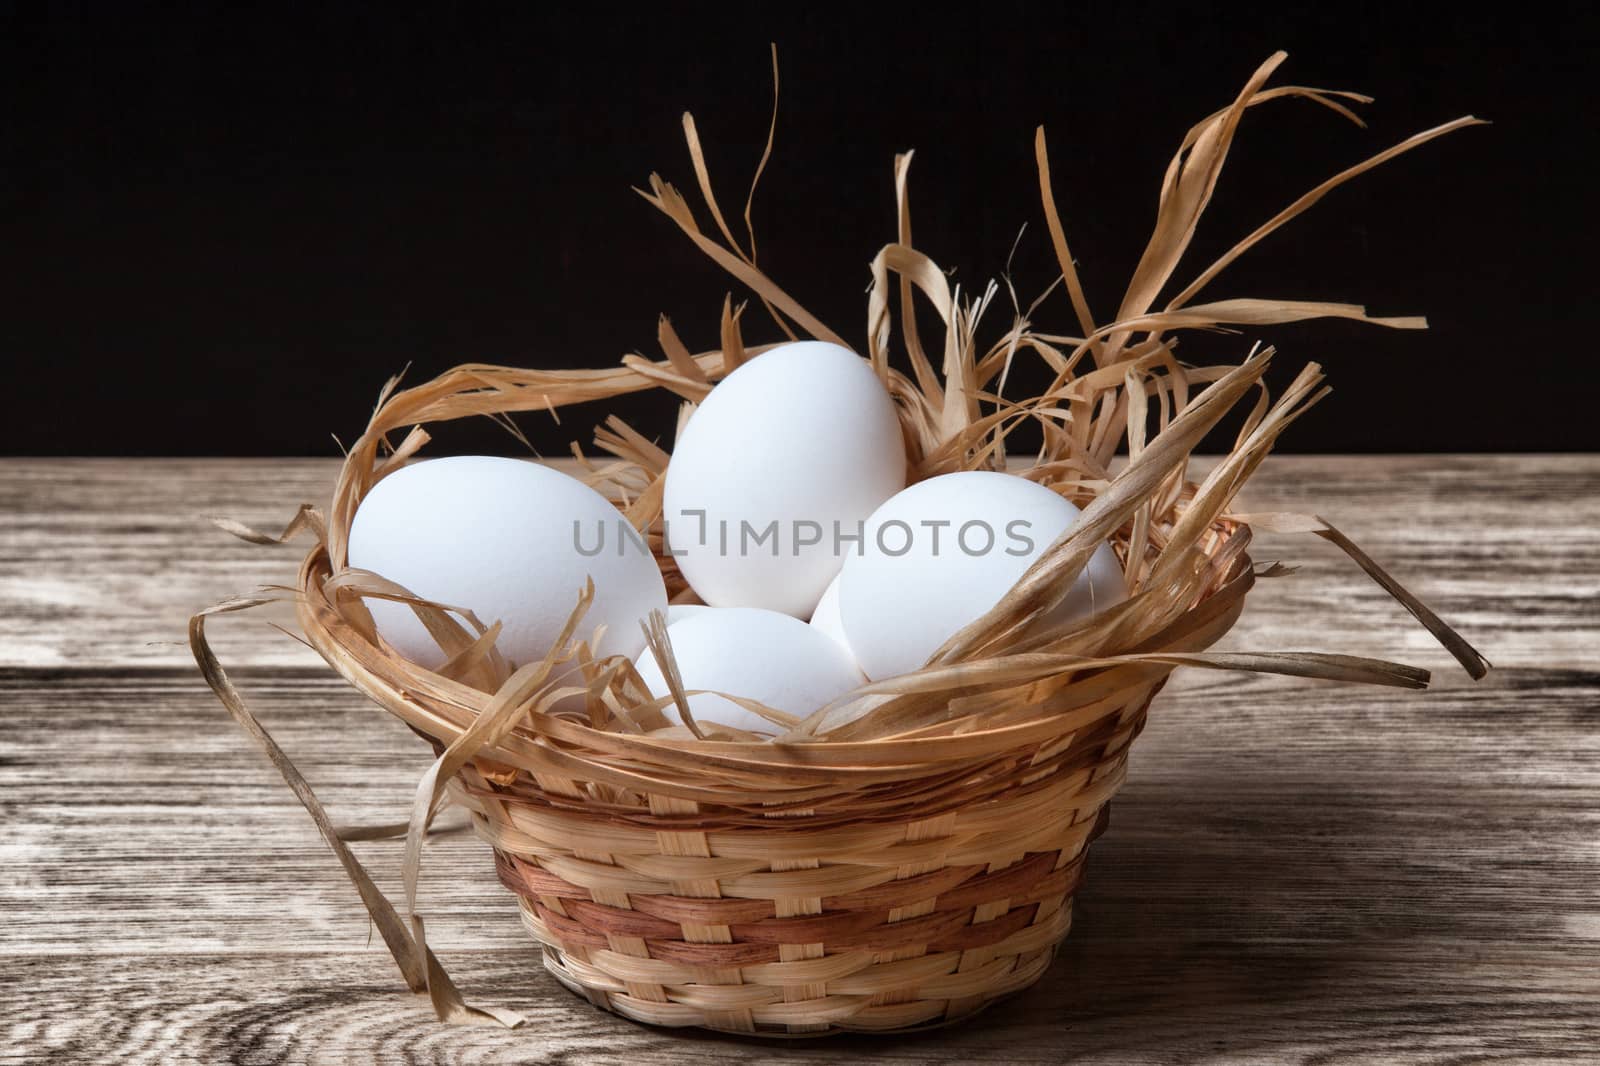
[0,459,337,670]
[4,948,1596,1065]
[2,456,1595,670]
[4,668,1595,958]
[1,456,1597,1062]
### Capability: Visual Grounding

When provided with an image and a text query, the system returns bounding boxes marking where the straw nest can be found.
[193,51,1488,1036]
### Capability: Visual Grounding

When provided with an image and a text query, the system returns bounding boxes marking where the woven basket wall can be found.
[295,515,1251,1036]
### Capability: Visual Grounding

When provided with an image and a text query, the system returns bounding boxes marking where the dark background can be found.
[2,2,1594,457]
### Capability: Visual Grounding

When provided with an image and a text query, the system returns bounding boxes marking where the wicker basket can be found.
[291,510,1249,1035]
[191,51,1486,1039]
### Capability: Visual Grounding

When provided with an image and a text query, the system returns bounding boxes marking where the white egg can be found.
[663,340,907,618]
[837,471,1126,681]
[808,572,852,654]
[666,603,711,624]
[347,456,667,669]
[633,607,865,736]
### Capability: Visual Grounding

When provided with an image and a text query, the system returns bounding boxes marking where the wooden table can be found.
[3,456,1596,1064]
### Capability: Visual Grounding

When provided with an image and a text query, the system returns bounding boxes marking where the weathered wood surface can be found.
[2,456,1596,1064]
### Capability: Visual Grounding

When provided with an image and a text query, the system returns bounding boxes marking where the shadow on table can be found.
[698,776,1504,1062]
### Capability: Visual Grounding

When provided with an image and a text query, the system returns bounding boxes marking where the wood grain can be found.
[2,456,1597,1064]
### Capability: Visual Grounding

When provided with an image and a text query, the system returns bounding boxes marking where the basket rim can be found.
[292,475,1254,785]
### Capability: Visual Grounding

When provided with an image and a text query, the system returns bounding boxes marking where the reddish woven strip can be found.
[496,845,1082,922]
[529,889,1056,962]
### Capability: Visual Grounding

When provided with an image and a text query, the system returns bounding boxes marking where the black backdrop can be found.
[3,2,1594,457]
